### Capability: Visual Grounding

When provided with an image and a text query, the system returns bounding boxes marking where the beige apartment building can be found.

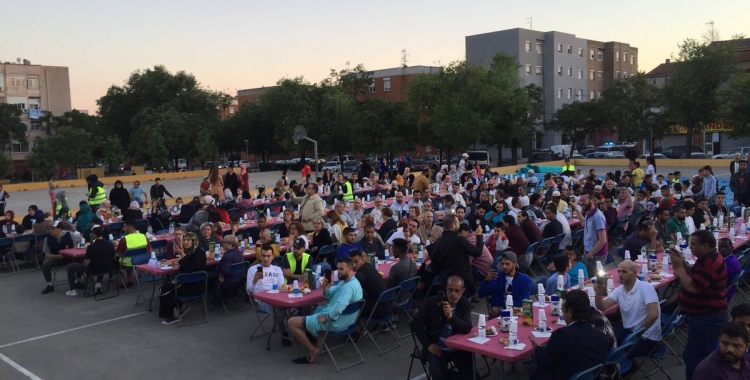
[586,41,638,100]
[0,60,71,173]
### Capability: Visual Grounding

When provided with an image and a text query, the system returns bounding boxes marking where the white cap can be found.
[552,191,561,197]
[462,153,469,158]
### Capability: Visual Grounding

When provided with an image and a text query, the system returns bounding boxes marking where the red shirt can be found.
[679,250,727,315]
[200,181,210,193]
[659,195,675,209]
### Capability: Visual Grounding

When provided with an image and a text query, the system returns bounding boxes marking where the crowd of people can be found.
[5,153,750,379]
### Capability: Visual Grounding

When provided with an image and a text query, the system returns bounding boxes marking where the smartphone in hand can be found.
[324,269,333,282]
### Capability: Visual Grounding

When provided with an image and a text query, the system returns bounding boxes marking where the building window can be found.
[557,43,562,53]
[567,44,572,54]
[567,88,572,99]
[616,51,620,61]
[557,66,562,76]
[383,77,391,92]
[597,71,603,81]
[525,41,531,52]
[597,91,602,98]
[535,66,543,76]
[525,64,531,75]
[536,41,543,54]
[28,97,41,109]
[7,76,24,88]
[631,55,635,65]
[11,143,30,153]
[578,69,583,79]
[26,77,39,89]
[623,72,628,78]
[623,53,627,63]
[590,49,594,60]
[589,70,594,80]
[368,82,375,93]
[557,88,562,99]
[578,48,583,58]
[616,71,620,79]
[590,90,595,100]
[597,51,603,61]
[576,89,583,100]
[652,79,657,85]
[30,121,43,131]
[228,107,235,114]
[567,66,572,76]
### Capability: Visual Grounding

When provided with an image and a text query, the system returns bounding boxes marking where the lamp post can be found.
[244,139,249,169]
[647,115,655,161]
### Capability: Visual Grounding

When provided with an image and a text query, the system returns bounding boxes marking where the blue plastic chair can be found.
[221,261,250,315]
[607,327,645,373]
[320,299,366,371]
[132,252,163,310]
[569,363,603,380]
[521,241,540,272]
[108,222,124,238]
[358,286,402,355]
[150,239,168,259]
[174,271,209,326]
[316,244,337,263]
[0,237,15,273]
[531,237,554,276]
[119,248,148,294]
[135,219,149,234]
[11,234,38,272]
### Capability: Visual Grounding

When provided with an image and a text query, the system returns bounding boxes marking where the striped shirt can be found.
[679,250,727,315]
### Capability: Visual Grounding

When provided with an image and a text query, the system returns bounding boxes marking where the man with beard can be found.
[667,205,688,243]
[694,322,750,378]
[572,190,608,276]
[730,160,750,217]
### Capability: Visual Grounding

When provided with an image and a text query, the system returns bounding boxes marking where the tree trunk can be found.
[685,122,694,158]
[497,143,503,167]
[511,142,519,166]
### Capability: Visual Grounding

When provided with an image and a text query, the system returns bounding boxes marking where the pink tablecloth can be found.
[253,288,325,309]
[60,248,86,258]
[135,250,256,276]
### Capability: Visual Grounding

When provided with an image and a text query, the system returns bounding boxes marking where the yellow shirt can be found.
[396,174,404,187]
[632,168,644,187]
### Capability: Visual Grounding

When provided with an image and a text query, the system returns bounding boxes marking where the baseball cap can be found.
[528,169,535,174]
[52,220,63,228]
[594,185,603,190]
[293,237,306,248]
[552,191,561,197]
[462,153,469,158]
[501,252,518,264]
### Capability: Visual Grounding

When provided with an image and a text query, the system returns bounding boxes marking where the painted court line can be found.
[0,311,146,349]
[0,352,43,380]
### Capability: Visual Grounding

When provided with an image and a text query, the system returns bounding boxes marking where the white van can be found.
[550,145,572,159]
[177,159,187,171]
[466,150,491,168]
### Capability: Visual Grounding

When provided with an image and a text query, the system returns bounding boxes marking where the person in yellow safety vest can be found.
[282,237,311,284]
[85,174,106,213]
[562,158,575,175]
[116,220,151,286]
[342,177,354,202]
[54,190,68,217]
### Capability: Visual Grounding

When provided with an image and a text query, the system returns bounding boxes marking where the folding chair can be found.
[82,228,92,242]
[406,325,430,380]
[227,208,239,217]
[132,252,164,310]
[119,248,148,294]
[248,293,277,350]
[521,241,539,274]
[315,244,337,263]
[108,222,124,238]
[658,305,685,364]
[319,299,366,371]
[0,237,15,274]
[155,229,170,236]
[729,270,747,307]
[358,286,402,355]
[571,229,584,254]
[569,363,603,380]
[221,262,250,315]
[150,239,168,259]
[12,234,38,272]
[393,276,420,339]
[135,219,149,234]
[530,237,554,276]
[608,327,645,374]
[632,307,682,380]
[83,259,119,301]
[174,271,209,326]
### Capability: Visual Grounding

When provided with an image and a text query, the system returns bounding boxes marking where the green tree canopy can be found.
[547,99,609,151]
[600,74,664,143]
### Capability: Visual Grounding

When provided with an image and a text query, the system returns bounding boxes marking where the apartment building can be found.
[0,60,71,169]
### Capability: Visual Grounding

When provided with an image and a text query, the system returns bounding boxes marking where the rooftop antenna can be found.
[526,17,532,30]
[401,49,409,68]
[345,60,350,70]
[433,60,441,66]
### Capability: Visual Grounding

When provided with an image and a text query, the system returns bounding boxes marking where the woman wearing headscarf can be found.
[0,211,19,234]
[109,180,131,212]
[75,204,94,234]
[122,201,144,222]
[22,205,45,230]
[158,232,207,324]
[378,158,389,181]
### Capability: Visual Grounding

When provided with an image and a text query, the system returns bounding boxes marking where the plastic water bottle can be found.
[509,320,518,346]
[373,257,379,271]
[10,224,15,233]
[214,243,220,259]
[248,237,253,246]
[69,217,73,224]
[275,234,281,244]
[537,283,546,307]
[649,251,657,271]
[169,222,175,235]
[146,207,151,216]
[640,246,647,261]
[477,314,486,339]
[332,270,339,285]
[577,269,585,290]
[384,249,390,262]
[109,234,114,242]
[240,240,246,250]
[148,252,158,268]
[293,280,299,295]
[417,246,424,264]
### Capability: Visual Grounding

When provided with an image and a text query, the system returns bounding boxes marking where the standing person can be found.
[129,181,147,207]
[85,174,106,213]
[0,185,8,216]
[458,153,468,173]
[291,184,324,233]
[730,160,749,216]
[671,230,729,380]
[150,178,173,203]
[48,177,58,211]
[702,165,718,204]
[427,214,484,291]
[222,165,240,197]
[572,190,608,276]
[645,156,656,176]
[109,180,131,212]
[410,276,473,380]
[239,163,250,193]
[208,166,224,201]
[729,152,742,176]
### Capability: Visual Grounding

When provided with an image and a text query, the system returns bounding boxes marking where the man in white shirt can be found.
[336,201,355,227]
[554,209,572,248]
[386,218,421,250]
[517,185,530,207]
[347,198,365,224]
[247,245,290,346]
[507,197,523,224]
[458,153,468,173]
[390,192,408,216]
[370,196,384,224]
[407,189,424,210]
[594,260,661,358]
[450,183,466,207]
[526,170,538,188]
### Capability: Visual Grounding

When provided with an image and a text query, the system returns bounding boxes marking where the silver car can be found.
[712,147,750,159]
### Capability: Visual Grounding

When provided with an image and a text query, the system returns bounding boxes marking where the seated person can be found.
[247,245,290,346]
[310,217,333,256]
[357,224,385,260]
[336,227,363,261]
[410,276,473,380]
[478,252,531,319]
[350,249,389,319]
[694,322,750,379]
[165,226,185,259]
[158,232,207,324]
[64,227,115,297]
[213,235,246,304]
[377,207,397,242]
[545,255,571,295]
[386,238,417,299]
[40,221,84,294]
[282,238,311,283]
[287,258,363,364]
[530,289,610,380]
[250,229,281,266]
[197,222,221,252]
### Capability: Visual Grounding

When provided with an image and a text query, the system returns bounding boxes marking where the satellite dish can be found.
[16,57,21,63]
[293,125,307,144]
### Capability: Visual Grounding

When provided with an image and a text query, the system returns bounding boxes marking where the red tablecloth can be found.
[60,247,86,258]
[377,257,423,279]
[134,250,257,276]
[253,288,325,309]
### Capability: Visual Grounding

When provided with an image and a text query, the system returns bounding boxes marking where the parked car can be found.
[329,155,355,162]
[274,159,290,170]
[342,160,357,172]
[712,147,750,159]
[322,161,340,171]
[660,145,703,159]
[595,144,625,155]
[466,150,491,168]
[410,159,430,172]
[639,154,668,160]
[528,150,557,163]
[681,152,709,159]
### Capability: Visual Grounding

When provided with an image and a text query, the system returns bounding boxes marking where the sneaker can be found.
[95,282,103,295]
[41,285,54,295]
[161,319,179,325]
[65,290,78,297]
[281,332,291,347]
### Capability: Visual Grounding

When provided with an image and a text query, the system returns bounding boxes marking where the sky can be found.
[2,0,747,114]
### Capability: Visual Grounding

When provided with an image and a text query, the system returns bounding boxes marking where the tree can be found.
[326,64,373,100]
[262,77,316,159]
[353,99,418,168]
[547,100,608,151]
[195,133,217,167]
[26,127,96,180]
[0,103,28,150]
[102,136,126,175]
[600,74,664,151]
[663,38,740,156]
[724,72,750,136]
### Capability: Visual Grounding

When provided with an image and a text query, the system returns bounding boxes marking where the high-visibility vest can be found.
[89,186,106,205]
[124,233,148,249]
[562,165,575,173]
[342,182,354,202]
[285,252,310,275]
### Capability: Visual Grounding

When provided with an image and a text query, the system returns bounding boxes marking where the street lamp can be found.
[647,115,655,161]
[244,139,249,168]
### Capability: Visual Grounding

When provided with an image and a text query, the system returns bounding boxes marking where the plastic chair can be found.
[82,251,119,301]
[150,239,168,259]
[0,237,16,274]
[108,222,124,238]
[393,276,421,335]
[135,219,149,234]
[357,286,402,355]
[221,262,250,315]
[82,228,92,243]
[521,241,540,273]
[571,229,584,254]
[119,248,148,294]
[131,252,162,309]
[606,327,645,373]
[174,271,209,326]
[531,237,554,276]
[315,244,337,263]
[406,324,430,380]
[248,292,277,350]
[227,208,239,217]
[11,234,38,272]
[569,363,603,380]
[729,270,747,307]
[155,229,170,236]
[319,299,366,371]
